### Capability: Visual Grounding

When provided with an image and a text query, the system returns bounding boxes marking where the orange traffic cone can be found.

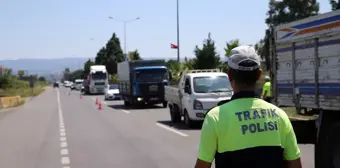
[98,102,102,110]
[80,95,83,99]
[95,98,98,105]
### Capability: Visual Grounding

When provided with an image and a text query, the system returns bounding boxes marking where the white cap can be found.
[227,45,261,71]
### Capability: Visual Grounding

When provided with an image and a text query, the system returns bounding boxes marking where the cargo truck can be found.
[272,10,340,168]
[117,60,170,107]
[83,65,108,94]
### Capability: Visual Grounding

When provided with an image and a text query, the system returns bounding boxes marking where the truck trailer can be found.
[117,60,170,107]
[272,10,340,168]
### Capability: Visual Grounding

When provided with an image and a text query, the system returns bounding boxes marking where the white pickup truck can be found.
[165,69,233,128]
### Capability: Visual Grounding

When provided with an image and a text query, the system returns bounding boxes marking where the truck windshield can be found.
[193,76,232,93]
[91,72,107,80]
[135,69,168,82]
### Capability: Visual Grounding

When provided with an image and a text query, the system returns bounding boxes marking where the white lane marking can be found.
[122,110,130,114]
[102,101,107,105]
[60,137,67,142]
[60,149,69,155]
[60,142,68,148]
[61,157,70,164]
[57,90,71,168]
[155,123,188,137]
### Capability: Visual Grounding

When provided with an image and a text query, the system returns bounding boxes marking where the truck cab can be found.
[84,65,108,94]
[118,60,170,107]
[165,69,233,127]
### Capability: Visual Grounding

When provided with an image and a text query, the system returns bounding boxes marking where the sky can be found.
[0,0,332,61]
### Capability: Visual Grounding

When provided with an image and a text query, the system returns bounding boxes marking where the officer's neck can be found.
[232,86,256,93]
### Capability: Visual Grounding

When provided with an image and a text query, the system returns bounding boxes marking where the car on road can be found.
[53,82,59,88]
[104,84,121,100]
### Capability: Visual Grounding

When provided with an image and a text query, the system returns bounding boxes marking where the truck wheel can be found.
[162,101,168,108]
[170,105,181,123]
[184,110,194,128]
[124,101,130,107]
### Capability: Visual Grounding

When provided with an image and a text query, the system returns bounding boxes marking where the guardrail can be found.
[0,96,24,108]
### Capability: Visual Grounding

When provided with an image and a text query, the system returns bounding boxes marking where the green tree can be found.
[69,69,84,81]
[95,47,106,65]
[38,76,46,81]
[83,59,95,75]
[104,33,125,74]
[17,70,25,79]
[224,39,240,57]
[259,0,319,70]
[63,68,71,81]
[130,49,142,60]
[193,33,220,69]
[330,0,340,10]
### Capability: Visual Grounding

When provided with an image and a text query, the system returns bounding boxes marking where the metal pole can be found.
[176,0,180,62]
[124,21,127,61]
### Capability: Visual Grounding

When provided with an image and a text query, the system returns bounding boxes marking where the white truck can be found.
[165,69,233,128]
[272,10,340,168]
[83,65,108,94]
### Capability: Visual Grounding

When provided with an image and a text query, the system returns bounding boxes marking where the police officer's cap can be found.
[227,46,261,71]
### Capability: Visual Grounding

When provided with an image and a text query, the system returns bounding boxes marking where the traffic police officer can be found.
[262,75,272,103]
[194,46,301,168]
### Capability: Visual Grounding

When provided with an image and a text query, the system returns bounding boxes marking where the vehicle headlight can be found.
[193,99,203,110]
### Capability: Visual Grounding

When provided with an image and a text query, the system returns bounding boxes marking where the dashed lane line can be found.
[155,123,188,137]
[57,89,71,168]
[122,110,130,114]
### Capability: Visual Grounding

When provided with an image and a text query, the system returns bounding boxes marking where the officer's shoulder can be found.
[205,99,232,117]
[265,102,288,119]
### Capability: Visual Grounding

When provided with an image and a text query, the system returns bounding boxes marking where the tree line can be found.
[64,0,339,83]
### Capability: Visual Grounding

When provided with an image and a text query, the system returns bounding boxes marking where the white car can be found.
[104,84,121,100]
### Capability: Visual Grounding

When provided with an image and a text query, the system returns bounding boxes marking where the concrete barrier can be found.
[0,96,24,108]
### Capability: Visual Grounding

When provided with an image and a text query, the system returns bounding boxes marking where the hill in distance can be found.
[0,57,93,75]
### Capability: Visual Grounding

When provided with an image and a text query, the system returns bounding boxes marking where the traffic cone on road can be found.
[98,102,102,110]
[80,94,83,99]
[95,98,99,105]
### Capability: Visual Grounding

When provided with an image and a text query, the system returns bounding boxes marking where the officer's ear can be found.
[257,69,263,81]
[227,72,233,82]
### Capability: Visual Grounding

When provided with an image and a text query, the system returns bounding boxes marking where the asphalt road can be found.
[0,87,314,168]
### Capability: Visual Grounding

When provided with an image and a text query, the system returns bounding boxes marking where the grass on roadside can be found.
[0,85,46,97]
[0,78,48,97]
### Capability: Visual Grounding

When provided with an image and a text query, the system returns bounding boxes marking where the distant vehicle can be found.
[70,83,76,90]
[74,79,84,90]
[64,81,73,87]
[83,65,108,94]
[104,84,121,100]
[165,69,233,127]
[117,60,170,107]
[53,82,59,88]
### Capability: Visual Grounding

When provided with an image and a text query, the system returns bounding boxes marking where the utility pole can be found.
[176,0,180,62]
[108,17,140,61]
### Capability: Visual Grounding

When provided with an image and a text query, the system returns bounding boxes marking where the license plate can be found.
[149,85,158,91]
[150,97,158,101]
